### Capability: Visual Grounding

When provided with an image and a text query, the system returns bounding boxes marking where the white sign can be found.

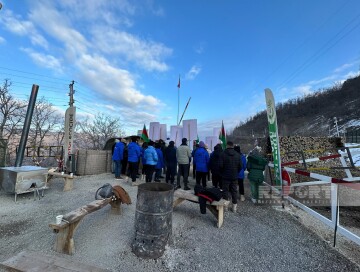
[182,119,197,148]
[160,124,167,140]
[170,125,183,147]
[64,106,76,170]
[149,122,160,141]
[205,136,219,152]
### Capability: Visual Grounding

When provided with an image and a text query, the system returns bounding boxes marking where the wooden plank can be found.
[48,171,75,179]
[173,190,230,228]
[49,199,111,229]
[63,177,73,191]
[0,250,108,272]
[48,198,114,254]
[174,189,229,206]
[173,198,186,207]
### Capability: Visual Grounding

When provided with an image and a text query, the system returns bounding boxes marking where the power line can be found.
[250,0,353,93]
[276,13,360,91]
[0,66,70,82]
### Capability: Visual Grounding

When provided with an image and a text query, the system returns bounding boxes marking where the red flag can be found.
[219,120,227,149]
[141,124,149,142]
[177,77,180,88]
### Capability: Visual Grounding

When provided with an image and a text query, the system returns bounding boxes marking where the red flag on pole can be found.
[177,77,180,88]
[141,124,149,142]
[219,120,227,149]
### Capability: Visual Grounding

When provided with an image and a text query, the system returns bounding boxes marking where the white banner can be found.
[149,122,160,141]
[64,106,76,170]
[182,119,197,149]
[160,124,167,141]
[205,136,220,152]
[170,125,183,147]
[213,127,221,137]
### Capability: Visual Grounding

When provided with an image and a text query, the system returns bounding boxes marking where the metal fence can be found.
[346,128,360,143]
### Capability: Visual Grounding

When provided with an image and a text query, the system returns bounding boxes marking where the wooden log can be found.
[173,189,230,228]
[48,171,75,192]
[49,198,113,254]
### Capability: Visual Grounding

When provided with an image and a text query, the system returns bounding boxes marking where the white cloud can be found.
[28,4,88,58]
[91,27,172,72]
[58,0,136,25]
[293,85,312,96]
[194,42,205,54]
[77,54,160,107]
[306,75,337,86]
[0,10,49,49]
[185,65,201,80]
[20,48,63,72]
[0,36,5,44]
[2,0,172,133]
[333,62,357,73]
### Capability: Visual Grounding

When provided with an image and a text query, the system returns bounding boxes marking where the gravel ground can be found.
[1,172,360,272]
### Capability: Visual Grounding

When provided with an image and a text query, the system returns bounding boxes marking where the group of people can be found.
[112,136,268,212]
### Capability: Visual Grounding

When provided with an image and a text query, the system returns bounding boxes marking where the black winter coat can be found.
[219,148,242,180]
[209,148,223,175]
[164,145,177,166]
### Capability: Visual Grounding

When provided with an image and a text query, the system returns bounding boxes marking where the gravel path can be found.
[0,173,359,272]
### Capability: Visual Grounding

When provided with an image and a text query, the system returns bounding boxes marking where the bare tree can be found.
[0,79,26,139]
[76,113,123,150]
[28,96,62,157]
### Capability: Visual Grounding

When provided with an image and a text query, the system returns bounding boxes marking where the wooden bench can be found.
[0,250,108,271]
[49,197,122,255]
[173,189,230,228]
[48,169,75,191]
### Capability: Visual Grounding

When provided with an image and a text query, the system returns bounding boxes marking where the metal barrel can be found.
[132,182,173,259]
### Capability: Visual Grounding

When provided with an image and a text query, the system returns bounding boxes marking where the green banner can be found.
[265,88,282,186]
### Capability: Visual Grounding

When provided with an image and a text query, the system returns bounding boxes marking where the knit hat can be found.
[182,138,187,144]
[199,141,205,148]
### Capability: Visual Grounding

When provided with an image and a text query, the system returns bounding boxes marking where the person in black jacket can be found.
[219,141,242,212]
[209,144,223,189]
[164,141,177,185]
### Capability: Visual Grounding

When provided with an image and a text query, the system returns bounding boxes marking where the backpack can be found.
[95,183,114,199]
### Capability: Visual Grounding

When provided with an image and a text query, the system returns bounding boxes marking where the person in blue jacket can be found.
[140,142,148,180]
[144,141,158,182]
[112,138,124,180]
[154,142,164,182]
[194,141,210,187]
[234,145,247,201]
[127,136,141,183]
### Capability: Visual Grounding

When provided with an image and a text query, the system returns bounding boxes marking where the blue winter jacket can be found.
[155,148,164,169]
[144,146,158,166]
[112,142,124,161]
[127,142,141,162]
[194,147,209,172]
[237,153,247,179]
[141,147,147,165]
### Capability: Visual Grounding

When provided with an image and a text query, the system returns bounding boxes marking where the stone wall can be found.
[76,150,112,176]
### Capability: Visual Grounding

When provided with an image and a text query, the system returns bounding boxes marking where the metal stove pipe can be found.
[15,84,39,167]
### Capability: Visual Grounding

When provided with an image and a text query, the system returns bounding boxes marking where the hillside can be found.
[229,75,360,141]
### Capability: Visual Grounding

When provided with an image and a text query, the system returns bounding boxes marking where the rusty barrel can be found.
[132,182,173,259]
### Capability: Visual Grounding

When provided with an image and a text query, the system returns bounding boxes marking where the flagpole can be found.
[177,75,180,124]
[177,87,179,124]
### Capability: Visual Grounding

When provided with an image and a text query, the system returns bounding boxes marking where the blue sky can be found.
[0,0,360,139]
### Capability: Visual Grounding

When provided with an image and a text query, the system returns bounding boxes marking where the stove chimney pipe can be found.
[15,84,39,167]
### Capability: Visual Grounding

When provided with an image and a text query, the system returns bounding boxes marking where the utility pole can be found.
[334,117,340,137]
[69,80,75,107]
[63,81,76,173]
